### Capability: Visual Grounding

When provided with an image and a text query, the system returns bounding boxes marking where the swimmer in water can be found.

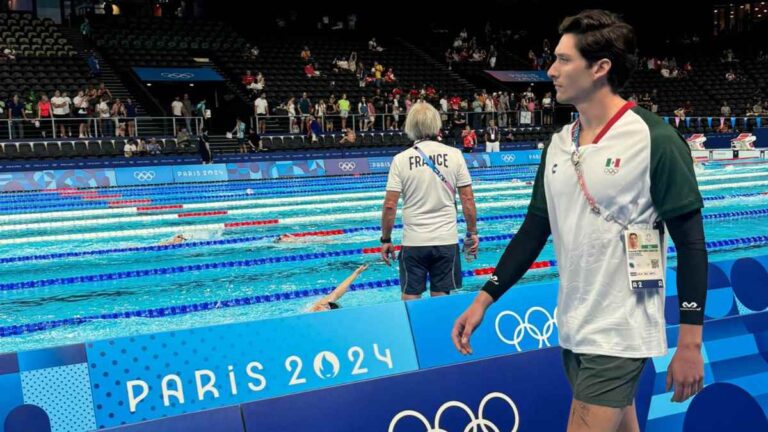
[309,264,369,312]
[159,234,187,245]
[274,234,299,243]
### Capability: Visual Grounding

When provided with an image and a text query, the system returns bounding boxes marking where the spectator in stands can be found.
[368,37,384,52]
[307,116,322,144]
[242,70,255,87]
[254,93,269,134]
[300,46,313,62]
[287,97,298,133]
[753,102,764,116]
[87,52,101,77]
[123,140,137,157]
[171,96,183,127]
[111,98,126,137]
[1,45,16,62]
[253,72,265,94]
[484,119,500,152]
[338,94,350,130]
[721,101,732,117]
[124,98,136,137]
[97,83,112,102]
[358,96,369,131]
[758,51,767,62]
[73,90,88,138]
[326,95,338,131]
[339,127,356,145]
[123,140,139,157]
[484,93,496,127]
[366,98,376,131]
[498,92,511,127]
[315,99,327,132]
[391,94,402,130]
[6,94,26,139]
[182,94,193,132]
[304,63,320,78]
[372,61,384,87]
[471,94,483,130]
[542,91,554,126]
[176,127,191,149]
[357,62,367,87]
[80,17,92,44]
[384,68,397,84]
[198,128,213,163]
[298,93,312,132]
[231,118,247,153]
[51,90,68,138]
[97,95,112,137]
[725,70,736,81]
[36,94,52,138]
[146,138,162,155]
[245,44,259,58]
[462,125,477,153]
[452,112,467,146]
[248,126,262,151]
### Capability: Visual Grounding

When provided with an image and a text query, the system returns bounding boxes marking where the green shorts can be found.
[562,349,648,408]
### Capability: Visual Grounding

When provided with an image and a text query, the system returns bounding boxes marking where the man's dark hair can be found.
[328,302,341,310]
[558,9,637,91]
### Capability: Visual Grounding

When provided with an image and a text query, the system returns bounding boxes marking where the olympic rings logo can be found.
[494,306,557,352]
[388,391,520,432]
[160,72,194,79]
[338,161,357,172]
[604,167,620,175]
[133,171,156,181]
[501,154,516,163]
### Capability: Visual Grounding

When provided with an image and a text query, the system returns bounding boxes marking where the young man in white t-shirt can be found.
[380,101,479,300]
[453,10,707,432]
[254,93,269,134]
[51,90,68,138]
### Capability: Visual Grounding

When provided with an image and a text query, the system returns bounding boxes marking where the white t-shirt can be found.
[254,98,268,115]
[386,140,472,246]
[51,96,67,115]
[171,101,183,116]
[532,103,703,358]
[62,96,72,114]
[98,101,111,118]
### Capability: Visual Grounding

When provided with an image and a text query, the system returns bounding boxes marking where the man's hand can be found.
[465,234,479,256]
[451,291,493,355]
[381,243,397,266]
[667,341,704,402]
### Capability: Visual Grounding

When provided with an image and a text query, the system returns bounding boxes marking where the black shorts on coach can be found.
[398,244,462,295]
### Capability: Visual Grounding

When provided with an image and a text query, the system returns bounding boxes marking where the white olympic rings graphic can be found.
[494,306,557,352]
[133,171,156,181]
[338,161,357,172]
[604,167,620,175]
[501,154,516,163]
[160,72,194,79]
[388,391,519,432]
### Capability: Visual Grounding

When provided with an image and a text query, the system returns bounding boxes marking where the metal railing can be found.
[252,109,553,135]
[1,116,204,141]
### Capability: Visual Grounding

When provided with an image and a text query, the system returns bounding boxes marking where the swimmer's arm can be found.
[480,212,551,302]
[381,190,400,239]
[320,265,368,303]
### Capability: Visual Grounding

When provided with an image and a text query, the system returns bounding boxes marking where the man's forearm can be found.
[381,207,397,238]
[461,198,477,233]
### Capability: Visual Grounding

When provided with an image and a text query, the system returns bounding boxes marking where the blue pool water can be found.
[1,160,767,353]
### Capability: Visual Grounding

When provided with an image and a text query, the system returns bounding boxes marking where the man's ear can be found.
[591,58,612,82]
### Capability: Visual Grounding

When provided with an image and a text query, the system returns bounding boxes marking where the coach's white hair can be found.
[404,101,442,141]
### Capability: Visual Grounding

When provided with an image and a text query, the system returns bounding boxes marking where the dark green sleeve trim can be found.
[633,107,704,220]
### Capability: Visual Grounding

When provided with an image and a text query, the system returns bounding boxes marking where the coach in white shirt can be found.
[380,101,479,300]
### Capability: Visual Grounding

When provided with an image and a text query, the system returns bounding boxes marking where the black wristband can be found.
[380,236,392,244]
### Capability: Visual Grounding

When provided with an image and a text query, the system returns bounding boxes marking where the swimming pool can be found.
[1,159,767,353]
